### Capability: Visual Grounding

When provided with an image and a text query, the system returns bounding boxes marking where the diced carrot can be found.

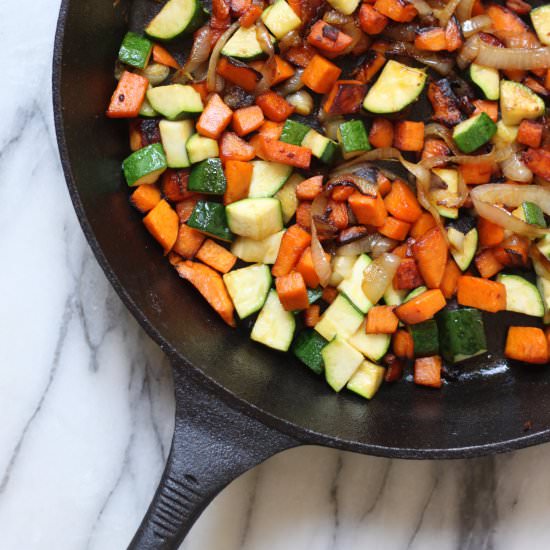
[143,199,179,253]
[410,212,436,239]
[296,176,324,201]
[276,271,309,311]
[459,161,494,184]
[296,202,312,230]
[219,131,256,163]
[366,305,399,334]
[239,3,262,26]
[445,15,464,51]
[129,120,143,151]
[232,106,264,136]
[517,120,543,149]
[394,121,425,152]
[301,54,342,94]
[472,99,498,122]
[414,356,442,388]
[393,329,414,359]
[392,243,410,259]
[546,69,550,91]
[395,289,446,324]
[377,172,392,196]
[523,149,550,181]
[173,224,206,258]
[524,76,549,98]
[131,184,162,213]
[394,258,424,290]
[152,44,180,69]
[472,0,485,16]
[296,246,329,288]
[161,169,193,202]
[175,197,202,224]
[257,120,284,140]
[328,200,349,230]
[304,304,321,327]
[331,186,355,201]
[503,69,526,82]
[257,136,312,169]
[196,93,233,139]
[374,0,417,22]
[323,80,367,116]
[287,0,301,17]
[224,160,253,205]
[457,275,506,313]
[354,50,387,83]
[384,354,404,382]
[359,4,388,34]
[486,4,539,48]
[255,91,295,122]
[106,71,149,118]
[421,139,451,162]
[384,180,422,223]
[415,27,447,52]
[505,327,549,364]
[493,234,530,268]
[272,225,312,277]
[190,81,209,103]
[428,79,464,127]
[217,57,261,92]
[322,286,338,304]
[283,44,317,68]
[439,258,461,299]
[272,55,295,85]
[475,248,504,279]
[478,216,504,247]
[307,20,354,53]
[369,117,394,148]
[413,227,448,289]
[379,216,411,241]
[195,239,237,273]
[174,260,235,326]
[348,191,387,227]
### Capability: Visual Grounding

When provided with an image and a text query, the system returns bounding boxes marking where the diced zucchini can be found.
[337,120,371,159]
[187,200,233,242]
[307,287,323,305]
[275,173,303,223]
[512,201,546,228]
[251,289,296,351]
[186,133,219,164]
[322,335,364,392]
[326,0,360,16]
[188,158,226,195]
[338,254,374,314]
[469,64,500,101]
[531,5,550,46]
[537,276,550,324]
[145,0,205,40]
[452,112,497,154]
[221,26,275,60]
[500,81,545,126]
[436,307,487,364]
[122,143,167,186]
[538,234,550,261]
[301,129,339,165]
[363,60,427,114]
[231,230,285,264]
[404,286,427,303]
[118,32,152,69]
[497,274,544,318]
[492,120,519,147]
[280,119,311,146]
[159,120,194,168]
[261,0,302,40]
[449,227,478,271]
[226,198,284,240]
[147,85,203,120]
[431,168,459,220]
[348,321,391,362]
[329,255,358,287]
[139,92,158,118]
[315,294,364,341]
[408,320,439,357]
[346,360,385,400]
[292,329,328,375]
[383,285,407,307]
[223,264,272,319]
[248,160,293,198]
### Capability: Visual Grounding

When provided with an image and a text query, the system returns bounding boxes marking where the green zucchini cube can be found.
[122,143,167,187]
[338,120,371,157]
[118,32,153,69]
[436,308,487,364]
[187,200,233,242]
[188,158,226,195]
[408,319,439,357]
[452,112,497,154]
[292,329,328,375]
[522,201,546,228]
[280,119,311,146]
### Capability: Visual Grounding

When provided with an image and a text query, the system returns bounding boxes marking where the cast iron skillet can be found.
[53,0,550,547]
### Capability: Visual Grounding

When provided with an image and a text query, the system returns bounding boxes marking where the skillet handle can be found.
[128,365,299,549]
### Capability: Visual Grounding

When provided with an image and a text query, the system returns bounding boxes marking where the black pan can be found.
[53,1,550,547]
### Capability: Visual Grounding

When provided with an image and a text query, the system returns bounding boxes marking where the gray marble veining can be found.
[3,0,550,548]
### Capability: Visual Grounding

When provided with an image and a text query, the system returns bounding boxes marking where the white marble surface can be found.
[4,0,550,548]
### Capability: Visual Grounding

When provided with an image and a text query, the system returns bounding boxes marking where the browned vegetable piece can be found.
[427,79,464,127]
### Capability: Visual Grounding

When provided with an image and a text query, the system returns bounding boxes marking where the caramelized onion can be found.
[362,253,401,304]
[424,123,460,155]
[434,0,461,26]
[207,21,239,92]
[326,174,378,196]
[409,0,432,16]
[461,15,492,37]
[174,25,212,83]
[475,42,550,70]
[311,194,332,286]
[387,42,455,75]
[501,152,533,183]
[456,0,475,21]
[420,145,513,170]
[275,68,304,96]
[337,234,397,257]
[457,34,480,69]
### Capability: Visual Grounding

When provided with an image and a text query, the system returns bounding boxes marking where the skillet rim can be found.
[52,0,550,459]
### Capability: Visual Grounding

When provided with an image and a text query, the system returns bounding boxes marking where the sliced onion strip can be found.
[310,194,332,287]
[475,42,550,70]
[207,21,239,92]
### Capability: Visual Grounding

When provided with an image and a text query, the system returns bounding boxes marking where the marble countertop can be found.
[3,0,550,548]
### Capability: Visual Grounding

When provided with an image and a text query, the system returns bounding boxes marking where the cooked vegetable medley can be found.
[108,0,550,399]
